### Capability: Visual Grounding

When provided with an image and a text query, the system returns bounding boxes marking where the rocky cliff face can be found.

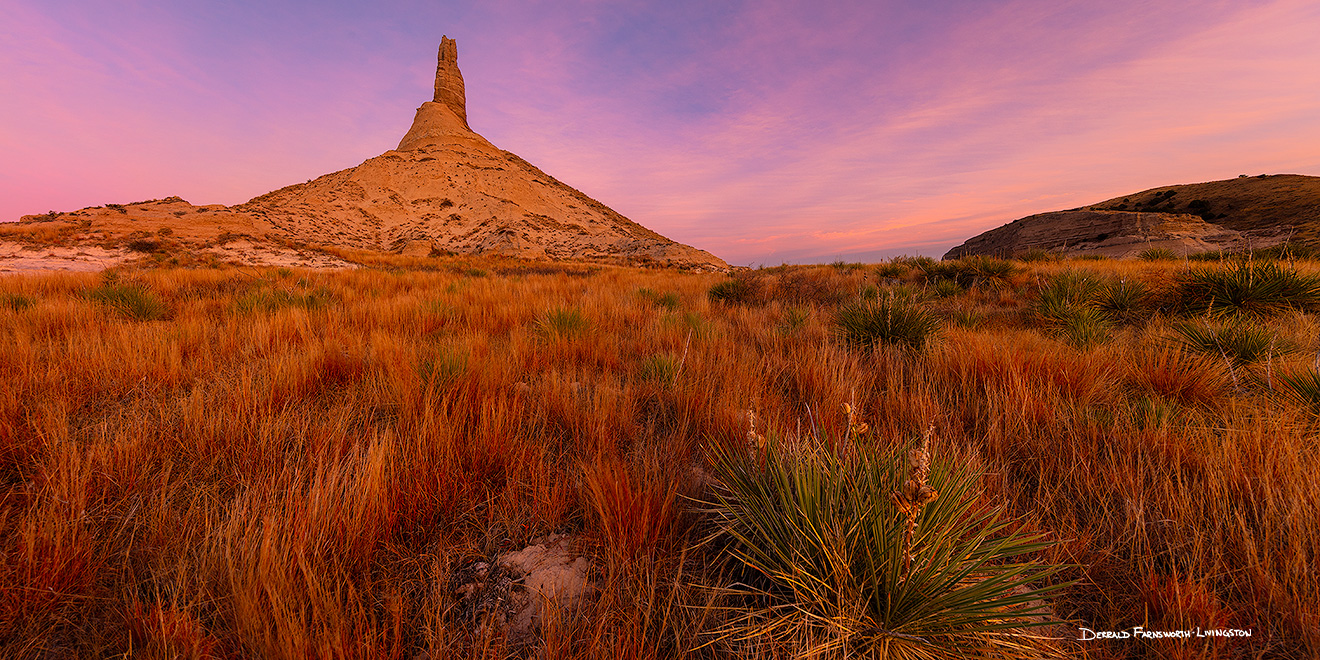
[14,38,728,271]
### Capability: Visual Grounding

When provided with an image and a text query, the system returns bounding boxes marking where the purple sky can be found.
[4,0,1319,264]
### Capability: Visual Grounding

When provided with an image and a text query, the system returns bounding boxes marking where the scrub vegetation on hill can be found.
[1,251,1318,659]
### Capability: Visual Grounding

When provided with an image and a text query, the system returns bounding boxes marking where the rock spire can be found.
[433,36,467,127]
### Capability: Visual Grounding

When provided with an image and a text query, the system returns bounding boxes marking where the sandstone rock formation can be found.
[944,174,1319,259]
[433,36,468,128]
[943,209,1280,259]
[13,38,728,271]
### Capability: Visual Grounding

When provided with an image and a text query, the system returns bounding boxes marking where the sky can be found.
[3,0,1319,265]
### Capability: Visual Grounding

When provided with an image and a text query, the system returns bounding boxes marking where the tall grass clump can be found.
[1174,261,1320,317]
[86,282,166,321]
[538,306,589,337]
[705,430,1067,658]
[835,296,940,351]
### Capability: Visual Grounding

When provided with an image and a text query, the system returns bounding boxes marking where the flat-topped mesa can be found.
[434,36,467,125]
[398,36,474,150]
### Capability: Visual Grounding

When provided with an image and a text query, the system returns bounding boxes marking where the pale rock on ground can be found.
[450,534,594,645]
[0,243,133,273]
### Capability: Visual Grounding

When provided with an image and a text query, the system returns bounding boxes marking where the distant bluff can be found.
[18,37,728,271]
[944,174,1320,259]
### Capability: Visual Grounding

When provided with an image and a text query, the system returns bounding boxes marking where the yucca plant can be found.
[1094,279,1149,325]
[1173,319,1295,367]
[1277,368,1320,415]
[1174,261,1320,317]
[835,296,940,352]
[1033,272,1109,346]
[703,432,1069,659]
[932,280,962,299]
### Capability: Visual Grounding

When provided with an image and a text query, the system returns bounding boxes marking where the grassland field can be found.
[1,248,1318,659]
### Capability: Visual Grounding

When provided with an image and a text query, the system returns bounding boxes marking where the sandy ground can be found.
[0,240,356,275]
[0,243,134,273]
[202,240,357,269]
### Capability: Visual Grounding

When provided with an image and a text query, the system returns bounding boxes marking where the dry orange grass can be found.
[0,256,1317,658]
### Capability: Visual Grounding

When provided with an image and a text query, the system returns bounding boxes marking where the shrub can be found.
[705,432,1068,658]
[946,308,984,329]
[126,239,162,253]
[1174,261,1320,317]
[892,255,937,271]
[835,297,940,351]
[1173,319,1295,367]
[87,283,166,321]
[830,260,866,272]
[1138,247,1178,261]
[778,306,810,333]
[921,256,1018,289]
[962,255,1019,282]
[777,268,849,307]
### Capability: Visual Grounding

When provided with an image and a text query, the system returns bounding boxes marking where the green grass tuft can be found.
[87,283,167,321]
[538,307,589,337]
[2,293,36,311]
